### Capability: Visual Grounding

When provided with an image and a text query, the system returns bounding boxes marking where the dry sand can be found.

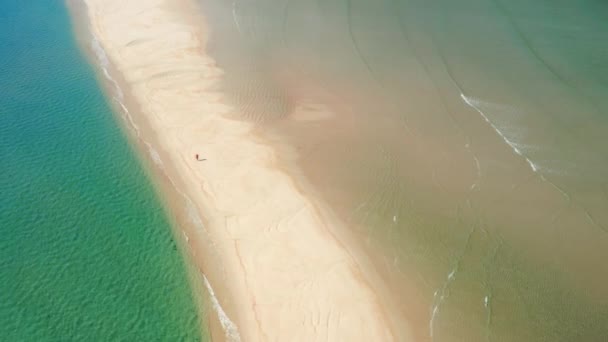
[78,0,409,340]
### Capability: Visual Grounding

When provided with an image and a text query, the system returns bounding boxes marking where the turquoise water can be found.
[199,0,608,340]
[0,1,205,340]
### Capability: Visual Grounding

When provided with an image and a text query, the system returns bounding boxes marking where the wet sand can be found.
[195,0,608,340]
[75,0,407,340]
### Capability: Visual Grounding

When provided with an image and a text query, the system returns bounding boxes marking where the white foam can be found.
[91,36,124,101]
[185,198,206,232]
[136,149,239,341]
[461,94,540,173]
[147,145,163,166]
[87,3,165,172]
[430,265,458,340]
[91,37,109,67]
[159,165,240,339]
[118,102,129,114]
[447,269,456,280]
[429,290,443,340]
[232,2,242,34]
[203,275,242,342]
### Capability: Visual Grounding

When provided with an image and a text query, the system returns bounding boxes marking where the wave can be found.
[90,33,167,169]
[91,37,124,100]
[203,275,242,342]
[460,94,540,173]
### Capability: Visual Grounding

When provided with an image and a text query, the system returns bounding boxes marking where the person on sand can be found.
[195,154,206,161]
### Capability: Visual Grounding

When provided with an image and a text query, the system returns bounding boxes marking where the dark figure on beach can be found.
[195,154,206,161]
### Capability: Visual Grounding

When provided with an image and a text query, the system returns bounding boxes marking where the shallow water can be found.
[198,0,608,340]
[0,1,206,340]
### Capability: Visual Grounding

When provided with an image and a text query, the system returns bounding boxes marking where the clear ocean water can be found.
[0,1,205,340]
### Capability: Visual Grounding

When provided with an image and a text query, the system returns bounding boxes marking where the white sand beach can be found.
[78,0,408,340]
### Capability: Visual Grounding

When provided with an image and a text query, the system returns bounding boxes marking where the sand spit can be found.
[78,0,404,340]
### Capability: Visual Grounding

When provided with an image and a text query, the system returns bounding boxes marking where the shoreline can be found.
[69,0,409,340]
[65,0,232,339]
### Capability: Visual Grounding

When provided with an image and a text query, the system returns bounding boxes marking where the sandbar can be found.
[76,0,408,340]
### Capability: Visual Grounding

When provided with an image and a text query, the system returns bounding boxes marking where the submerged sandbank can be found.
[75,0,407,340]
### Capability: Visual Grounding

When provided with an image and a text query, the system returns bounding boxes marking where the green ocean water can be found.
[0,1,205,340]
[199,0,608,340]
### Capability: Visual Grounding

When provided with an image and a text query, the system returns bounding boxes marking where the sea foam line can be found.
[460,93,574,204]
[85,13,240,339]
[92,34,162,164]
[203,275,242,342]
[429,227,475,341]
[91,37,124,100]
[460,94,539,173]
[429,266,457,340]
[232,2,242,34]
